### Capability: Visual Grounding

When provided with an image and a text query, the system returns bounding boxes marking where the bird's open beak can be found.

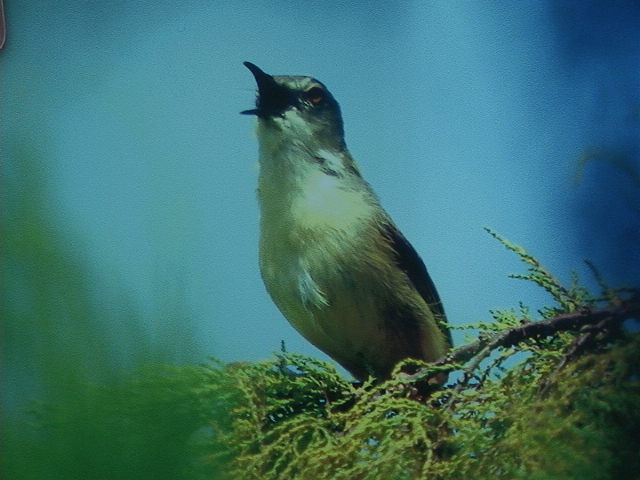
[241,62,294,118]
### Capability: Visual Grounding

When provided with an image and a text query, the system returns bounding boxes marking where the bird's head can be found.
[241,62,345,150]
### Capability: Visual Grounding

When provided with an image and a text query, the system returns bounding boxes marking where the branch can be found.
[408,291,640,383]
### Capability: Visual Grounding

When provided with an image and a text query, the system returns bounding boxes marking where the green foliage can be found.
[194,331,639,480]
[1,142,202,479]
[9,328,638,480]
[4,366,214,480]
[484,227,594,314]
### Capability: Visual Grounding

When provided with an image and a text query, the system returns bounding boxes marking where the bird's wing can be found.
[384,223,453,347]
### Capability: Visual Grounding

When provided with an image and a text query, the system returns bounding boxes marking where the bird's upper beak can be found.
[241,62,294,118]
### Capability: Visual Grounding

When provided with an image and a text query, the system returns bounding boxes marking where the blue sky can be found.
[3,0,639,374]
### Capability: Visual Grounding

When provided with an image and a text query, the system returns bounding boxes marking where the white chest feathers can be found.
[257,147,381,313]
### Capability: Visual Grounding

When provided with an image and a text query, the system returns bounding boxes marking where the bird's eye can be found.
[304,86,325,105]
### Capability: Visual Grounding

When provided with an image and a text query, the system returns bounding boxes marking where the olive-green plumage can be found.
[242,62,451,380]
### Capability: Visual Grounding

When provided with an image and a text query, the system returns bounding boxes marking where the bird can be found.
[241,62,452,381]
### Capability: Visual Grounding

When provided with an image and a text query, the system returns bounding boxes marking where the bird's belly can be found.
[260,233,424,379]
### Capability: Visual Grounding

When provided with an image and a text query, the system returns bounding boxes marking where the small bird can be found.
[242,62,452,381]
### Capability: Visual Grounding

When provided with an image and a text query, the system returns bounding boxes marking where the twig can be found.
[408,291,640,384]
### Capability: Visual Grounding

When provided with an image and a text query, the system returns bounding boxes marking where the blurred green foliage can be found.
[1,143,202,479]
[4,331,638,480]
